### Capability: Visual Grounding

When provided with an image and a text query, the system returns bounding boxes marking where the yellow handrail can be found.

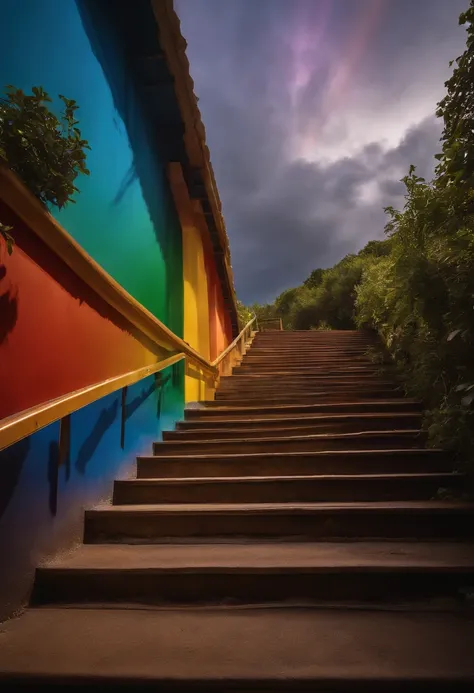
[0,313,258,452]
[212,316,256,367]
[0,354,185,452]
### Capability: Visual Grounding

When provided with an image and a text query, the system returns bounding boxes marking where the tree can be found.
[303,268,324,289]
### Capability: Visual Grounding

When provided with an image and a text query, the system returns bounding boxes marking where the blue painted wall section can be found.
[0,366,183,621]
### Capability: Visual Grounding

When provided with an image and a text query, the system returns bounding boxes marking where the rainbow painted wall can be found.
[0,0,235,620]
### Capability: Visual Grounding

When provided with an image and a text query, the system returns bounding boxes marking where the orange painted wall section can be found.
[0,202,158,420]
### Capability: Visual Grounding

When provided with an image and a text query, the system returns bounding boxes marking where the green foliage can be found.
[248,301,278,324]
[303,268,324,289]
[286,241,389,331]
[355,162,474,469]
[240,240,393,333]
[236,300,254,329]
[436,2,474,190]
[0,85,90,253]
[358,238,393,258]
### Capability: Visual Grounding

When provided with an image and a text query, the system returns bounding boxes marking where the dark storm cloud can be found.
[175,0,468,304]
[223,117,443,303]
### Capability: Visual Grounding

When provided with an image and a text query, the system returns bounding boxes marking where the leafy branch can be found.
[0,85,90,253]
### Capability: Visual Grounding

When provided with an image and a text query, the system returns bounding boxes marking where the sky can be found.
[175,0,469,305]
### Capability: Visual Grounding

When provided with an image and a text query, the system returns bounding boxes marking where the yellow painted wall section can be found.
[183,222,211,402]
[168,163,213,403]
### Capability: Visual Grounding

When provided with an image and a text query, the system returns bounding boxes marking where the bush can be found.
[236,300,254,330]
[0,85,90,252]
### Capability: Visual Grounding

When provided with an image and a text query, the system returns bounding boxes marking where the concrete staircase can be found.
[1,330,474,690]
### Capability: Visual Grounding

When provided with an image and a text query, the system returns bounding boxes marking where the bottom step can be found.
[0,607,473,690]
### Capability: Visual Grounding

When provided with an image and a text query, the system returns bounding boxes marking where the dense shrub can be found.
[0,85,90,253]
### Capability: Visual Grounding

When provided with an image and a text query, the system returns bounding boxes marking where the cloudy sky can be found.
[175,0,468,304]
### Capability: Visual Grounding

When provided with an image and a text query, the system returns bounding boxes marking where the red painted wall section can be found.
[0,201,158,420]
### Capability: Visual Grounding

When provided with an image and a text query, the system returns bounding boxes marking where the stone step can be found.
[251,341,375,348]
[84,501,474,543]
[222,372,402,386]
[232,374,392,382]
[241,355,376,363]
[207,393,407,406]
[254,330,377,344]
[184,399,422,419]
[215,392,404,405]
[226,365,392,374]
[220,380,397,388]
[32,542,474,606]
[249,351,375,356]
[234,369,394,378]
[1,607,473,690]
[246,355,375,361]
[249,341,372,347]
[250,346,375,351]
[253,331,370,336]
[219,377,399,387]
[167,415,422,438]
[215,388,403,401]
[174,411,422,432]
[251,344,375,348]
[242,354,375,361]
[137,449,451,479]
[218,380,400,392]
[152,430,426,456]
[175,410,421,431]
[220,373,398,383]
[236,364,384,373]
[113,473,462,505]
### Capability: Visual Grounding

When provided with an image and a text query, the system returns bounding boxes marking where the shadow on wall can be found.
[75,399,119,475]
[113,162,137,207]
[0,264,18,345]
[75,0,184,337]
[0,437,30,523]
